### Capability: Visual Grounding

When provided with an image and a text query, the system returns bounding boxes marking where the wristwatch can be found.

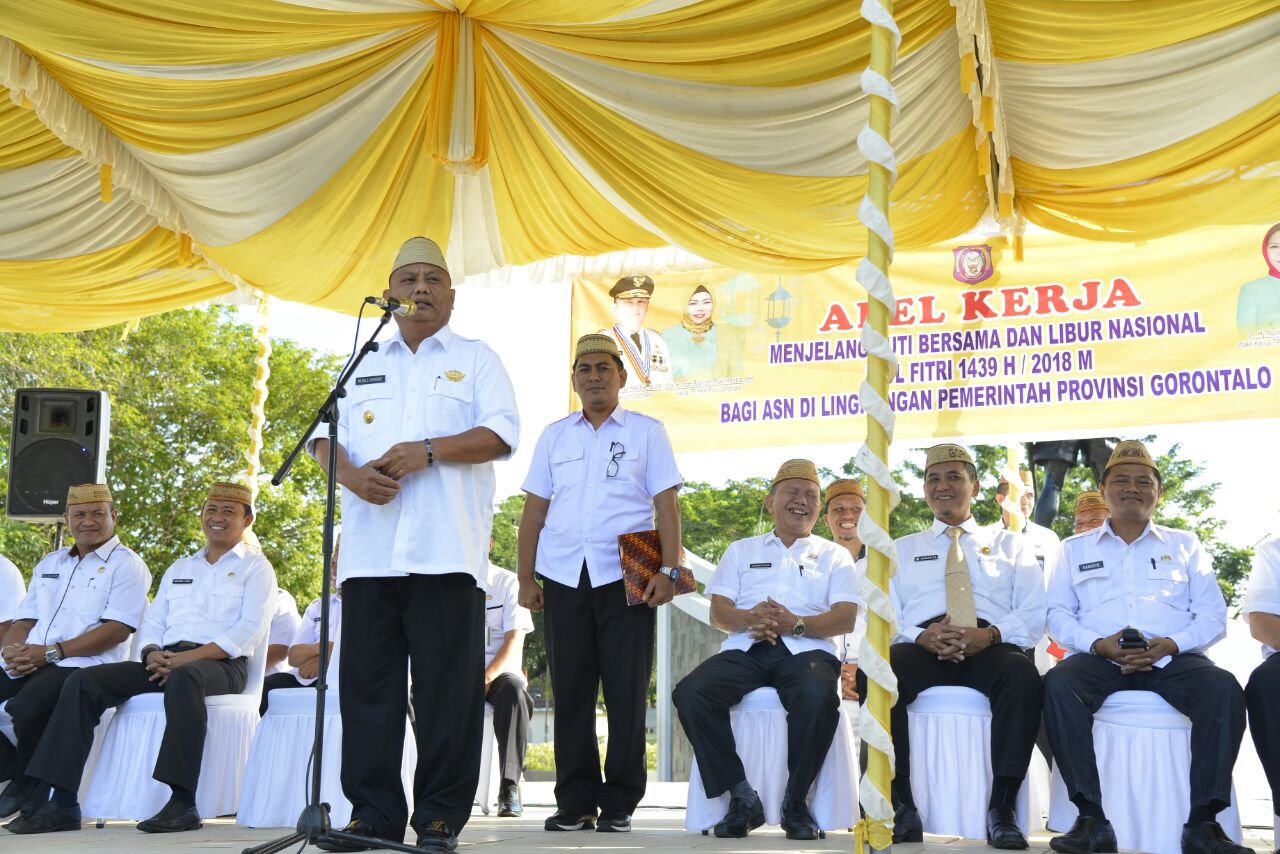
[44,644,63,665]
[791,617,807,638]
[659,565,681,582]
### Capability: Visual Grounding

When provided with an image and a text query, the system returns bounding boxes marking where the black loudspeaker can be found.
[7,388,111,522]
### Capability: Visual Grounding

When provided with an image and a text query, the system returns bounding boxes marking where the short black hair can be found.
[574,353,625,373]
[926,461,978,481]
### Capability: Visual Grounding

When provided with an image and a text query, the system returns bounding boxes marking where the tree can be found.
[0,307,342,607]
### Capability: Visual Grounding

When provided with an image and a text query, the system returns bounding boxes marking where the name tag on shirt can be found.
[42,573,60,578]
[914,555,938,562]
[749,562,772,568]
[172,578,194,585]
[1078,561,1104,572]
[355,375,386,385]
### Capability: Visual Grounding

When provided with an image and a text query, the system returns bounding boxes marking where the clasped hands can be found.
[2,643,49,677]
[745,598,799,645]
[145,649,197,685]
[916,615,995,662]
[340,441,429,505]
[1091,630,1178,674]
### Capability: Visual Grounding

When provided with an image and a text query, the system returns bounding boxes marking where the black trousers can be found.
[890,642,1042,797]
[1246,653,1280,805]
[340,574,484,840]
[0,665,78,783]
[259,671,305,716]
[674,641,841,803]
[486,672,533,785]
[542,565,654,817]
[26,657,247,794]
[1045,652,1245,813]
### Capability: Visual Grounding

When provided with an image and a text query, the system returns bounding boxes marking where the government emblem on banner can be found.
[952,244,994,285]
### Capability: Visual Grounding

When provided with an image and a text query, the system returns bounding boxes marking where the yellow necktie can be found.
[945,526,978,628]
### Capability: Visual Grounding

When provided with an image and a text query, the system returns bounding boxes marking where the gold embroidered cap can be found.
[1074,491,1108,517]
[574,333,622,363]
[66,483,112,506]
[825,479,864,504]
[998,469,1034,487]
[390,236,449,278]
[924,443,974,471]
[207,481,254,509]
[1104,440,1158,475]
[609,275,655,299]
[771,459,821,489]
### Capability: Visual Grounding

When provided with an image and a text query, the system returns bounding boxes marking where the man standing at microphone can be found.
[309,237,519,853]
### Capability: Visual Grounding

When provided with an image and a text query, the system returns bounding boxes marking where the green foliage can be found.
[0,307,342,607]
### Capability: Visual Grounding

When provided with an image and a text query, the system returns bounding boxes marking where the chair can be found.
[1047,691,1243,854]
[684,687,858,833]
[82,630,271,820]
[472,702,501,815]
[237,635,416,828]
[904,686,1042,840]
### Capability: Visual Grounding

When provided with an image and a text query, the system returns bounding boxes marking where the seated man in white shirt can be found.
[0,485,150,820]
[10,482,275,836]
[1044,441,1251,854]
[889,444,1045,850]
[260,536,341,715]
[824,479,867,704]
[673,459,859,841]
[1242,536,1280,854]
[480,556,535,817]
[994,469,1060,572]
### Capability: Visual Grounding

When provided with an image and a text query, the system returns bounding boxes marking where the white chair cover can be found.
[1047,690,1242,854]
[0,699,115,799]
[685,687,858,832]
[904,686,1036,839]
[82,631,271,820]
[473,702,500,815]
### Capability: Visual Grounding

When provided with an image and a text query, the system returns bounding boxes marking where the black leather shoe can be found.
[416,820,458,853]
[6,799,81,834]
[136,796,202,833]
[1182,821,1257,854]
[781,800,821,841]
[0,780,34,822]
[1050,816,1118,854]
[986,806,1029,850]
[544,809,596,831]
[317,818,379,852]
[713,789,765,838]
[497,781,522,817]
[596,813,632,833]
[893,804,923,844]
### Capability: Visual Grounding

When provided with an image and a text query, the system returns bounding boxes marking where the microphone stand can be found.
[245,307,419,854]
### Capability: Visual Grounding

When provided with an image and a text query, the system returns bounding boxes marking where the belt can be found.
[163,641,201,652]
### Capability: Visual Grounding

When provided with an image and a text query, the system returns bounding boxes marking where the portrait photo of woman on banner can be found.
[1236,222,1280,335]
[663,284,747,383]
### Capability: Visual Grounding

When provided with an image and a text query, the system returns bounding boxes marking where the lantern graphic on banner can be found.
[766,279,793,342]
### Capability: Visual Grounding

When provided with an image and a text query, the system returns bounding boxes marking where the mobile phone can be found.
[1118,627,1148,650]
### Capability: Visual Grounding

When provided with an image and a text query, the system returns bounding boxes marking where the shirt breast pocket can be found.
[207,581,245,624]
[1071,566,1113,610]
[427,382,473,436]
[550,445,585,491]
[797,561,832,612]
[74,577,111,620]
[605,448,645,496]
[165,584,196,621]
[1147,562,1190,608]
[347,390,394,463]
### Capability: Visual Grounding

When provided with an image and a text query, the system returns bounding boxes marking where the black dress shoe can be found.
[596,813,632,833]
[1182,821,1257,854]
[781,800,822,841]
[713,789,765,838]
[497,781,522,817]
[893,804,923,844]
[416,820,458,853]
[0,780,34,822]
[137,796,202,833]
[1050,815,1118,854]
[544,809,596,831]
[6,799,81,834]
[317,818,380,852]
[986,806,1029,850]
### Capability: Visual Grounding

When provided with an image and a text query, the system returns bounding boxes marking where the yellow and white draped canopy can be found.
[2,0,1279,333]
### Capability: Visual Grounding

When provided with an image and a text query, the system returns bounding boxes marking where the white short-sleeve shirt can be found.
[265,587,303,676]
[705,531,861,656]
[479,563,534,676]
[292,594,342,686]
[1239,536,1280,659]
[892,518,1046,649]
[522,406,682,588]
[1046,520,1227,667]
[0,555,25,624]
[836,555,868,664]
[307,325,520,584]
[13,537,151,670]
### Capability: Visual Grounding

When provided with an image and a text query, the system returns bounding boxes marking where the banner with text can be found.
[569,225,1280,452]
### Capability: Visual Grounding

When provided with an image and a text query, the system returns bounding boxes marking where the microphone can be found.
[365,296,416,316]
